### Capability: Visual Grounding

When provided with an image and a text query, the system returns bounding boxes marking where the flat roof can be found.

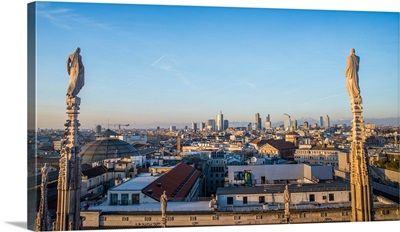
[111,173,162,191]
[88,201,213,213]
[216,182,350,195]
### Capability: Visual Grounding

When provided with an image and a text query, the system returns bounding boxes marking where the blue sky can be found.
[33,1,399,129]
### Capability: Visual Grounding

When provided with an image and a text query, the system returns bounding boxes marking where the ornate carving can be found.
[35,164,51,231]
[54,96,82,231]
[283,184,291,223]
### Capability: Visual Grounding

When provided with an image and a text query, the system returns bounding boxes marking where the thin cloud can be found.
[37,6,112,30]
[152,54,168,66]
[305,93,345,105]
[151,55,197,89]
[236,81,258,90]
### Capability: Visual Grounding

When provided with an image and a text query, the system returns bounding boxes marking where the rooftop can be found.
[88,201,213,213]
[216,182,350,195]
[111,173,162,191]
[143,162,201,201]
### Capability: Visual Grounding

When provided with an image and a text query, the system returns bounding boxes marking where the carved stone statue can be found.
[66,47,85,98]
[283,184,291,223]
[35,163,50,231]
[209,194,216,210]
[160,191,168,218]
[345,48,361,99]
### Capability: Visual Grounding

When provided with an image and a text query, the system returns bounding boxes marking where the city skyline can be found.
[33,2,399,130]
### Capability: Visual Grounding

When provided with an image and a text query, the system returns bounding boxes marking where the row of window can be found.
[210,166,225,172]
[295,151,339,155]
[104,209,397,223]
[209,173,226,178]
[294,156,338,160]
[100,210,354,222]
[109,193,140,205]
[226,193,335,205]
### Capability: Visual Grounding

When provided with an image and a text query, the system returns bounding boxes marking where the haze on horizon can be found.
[33,2,399,130]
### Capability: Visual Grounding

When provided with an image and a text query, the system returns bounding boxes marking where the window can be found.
[227,197,233,205]
[212,215,219,221]
[329,193,335,201]
[259,196,265,203]
[322,196,327,200]
[132,194,139,204]
[190,216,197,221]
[122,217,129,221]
[144,216,152,221]
[110,194,118,205]
[309,194,315,202]
[243,197,248,204]
[233,215,241,220]
[256,215,263,220]
[167,216,174,221]
[121,194,129,205]
[381,210,390,215]
[321,212,327,217]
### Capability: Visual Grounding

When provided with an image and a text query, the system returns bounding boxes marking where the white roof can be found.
[111,173,162,191]
[89,201,213,212]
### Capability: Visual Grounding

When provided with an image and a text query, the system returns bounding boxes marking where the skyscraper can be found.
[265,114,271,129]
[325,115,330,128]
[216,111,224,131]
[224,119,229,131]
[283,113,291,131]
[293,119,298,131]
[207,119,216,131]
[199,122,205,131]
[255,113,261,130]
[192,122,197,132]
[320,116,324,128]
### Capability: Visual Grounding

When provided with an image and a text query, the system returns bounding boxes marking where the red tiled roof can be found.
[142,162,200,202]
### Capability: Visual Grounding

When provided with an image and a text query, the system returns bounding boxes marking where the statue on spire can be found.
[66,47,85,98]
[345,48,361,99]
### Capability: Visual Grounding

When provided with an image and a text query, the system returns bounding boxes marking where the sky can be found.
[31,1,399,129]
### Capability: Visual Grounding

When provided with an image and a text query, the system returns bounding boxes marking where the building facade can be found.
[294,145,347,168]
[216,183,350,211]
[205,153,228,195]
[226,164,333,186]
[258,139,297,160]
